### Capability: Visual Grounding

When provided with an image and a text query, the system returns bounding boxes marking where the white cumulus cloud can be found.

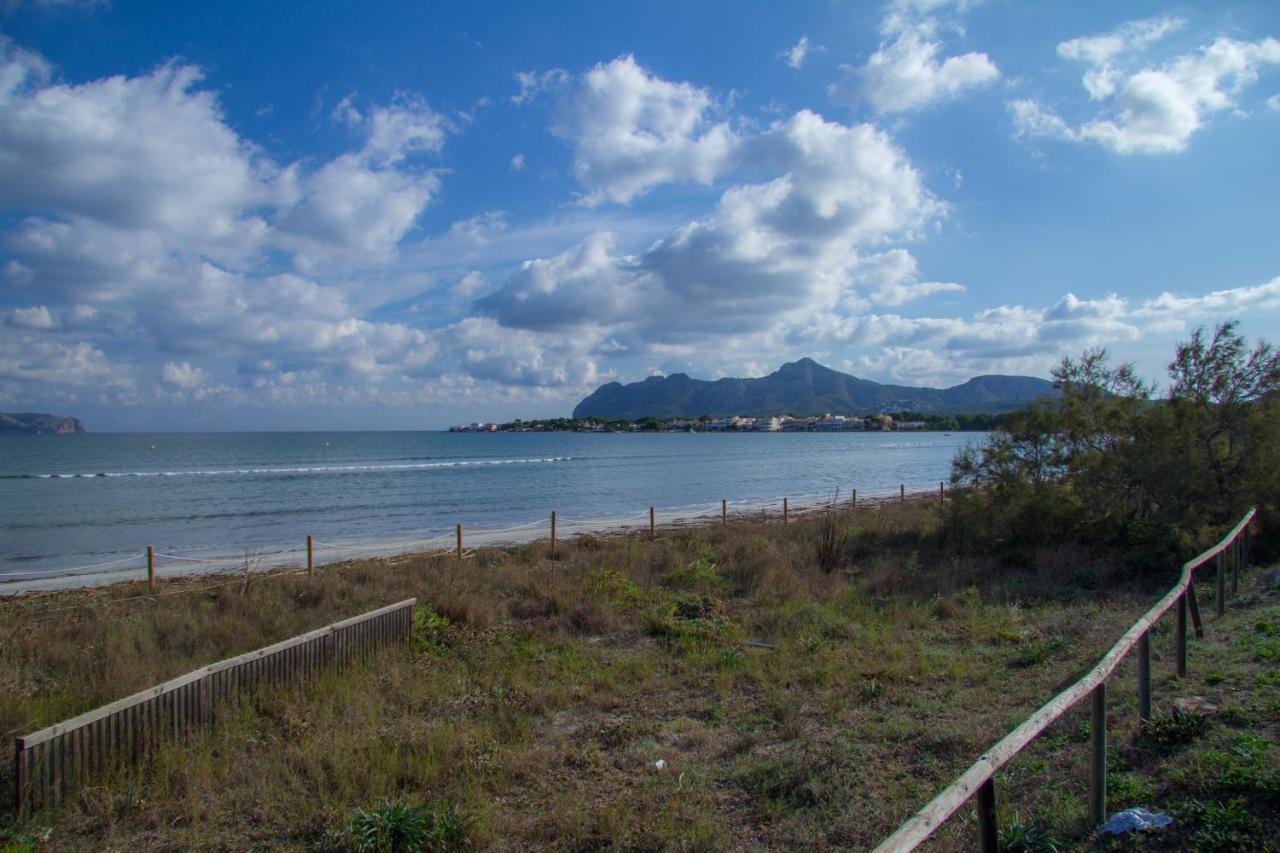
[1012,19,1280,154]
[479,109,944,346]
[833,5,999,114]
[554,55,738,205]
[782,36,816,70]
[161,361,206,388]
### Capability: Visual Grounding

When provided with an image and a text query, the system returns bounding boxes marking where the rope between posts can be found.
[0,553,143,584]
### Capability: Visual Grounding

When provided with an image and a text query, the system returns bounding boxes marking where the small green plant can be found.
[717,645,744,669]
[347,798,429,852]
[412,604,451,650]
[1139,707,1211,749]
[999,814,1063,852]
[346,797,473,852]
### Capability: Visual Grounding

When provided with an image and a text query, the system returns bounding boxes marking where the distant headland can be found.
[0,412,87,434]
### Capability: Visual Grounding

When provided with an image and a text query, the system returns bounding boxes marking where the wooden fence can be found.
[873,508,1256,852]
[13,597,416,816]
[2,481,952,593]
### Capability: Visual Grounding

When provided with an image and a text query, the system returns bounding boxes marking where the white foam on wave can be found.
[27,457,574,480]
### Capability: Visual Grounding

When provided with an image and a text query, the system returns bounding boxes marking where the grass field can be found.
[1,500,1276,851]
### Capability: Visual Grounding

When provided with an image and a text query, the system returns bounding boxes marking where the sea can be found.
[0,430,986,592]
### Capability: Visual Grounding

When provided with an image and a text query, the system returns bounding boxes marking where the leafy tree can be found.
[950,321,1280,562]
[1167,321,1280,525]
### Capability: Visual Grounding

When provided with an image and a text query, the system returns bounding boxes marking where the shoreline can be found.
[0,486,943,598]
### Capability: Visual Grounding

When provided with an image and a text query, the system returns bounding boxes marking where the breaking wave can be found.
[5,457,574,480]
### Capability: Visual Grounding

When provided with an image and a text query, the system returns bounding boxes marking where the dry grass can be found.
[0,499,1273,850]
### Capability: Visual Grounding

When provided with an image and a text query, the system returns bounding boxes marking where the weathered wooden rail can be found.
[873,508,1256,852]
[13,598,416,816]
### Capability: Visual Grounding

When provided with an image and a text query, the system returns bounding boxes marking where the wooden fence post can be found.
[1137,632,1151,722]
[976,778,998,853]
[1090,682,1107,826]
[1176,594,1187,678]
[306,535,314,576]
[939,481,945,503]
[456,524,463,563]
[649,507,655,539]
[1187,583,1204,638]
[550,511,557,554]
[783,497,789,524]
[1216,551,1225,617]
[851,488,856,510]
[1231,537,1239,596]
[722,499,727,527]
[900,484,905,504]
[15,737,27,818]
[147,545,155,594]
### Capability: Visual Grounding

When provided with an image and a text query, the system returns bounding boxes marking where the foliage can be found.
[950,321,1280,560]
[412,604,451,650]
[346,797,473,852]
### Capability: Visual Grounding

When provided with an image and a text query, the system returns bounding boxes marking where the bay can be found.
[0,430,985,591]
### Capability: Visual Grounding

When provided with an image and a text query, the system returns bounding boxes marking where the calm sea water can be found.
[0,431,985,591]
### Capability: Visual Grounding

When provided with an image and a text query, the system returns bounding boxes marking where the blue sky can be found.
[1,0,1277,430]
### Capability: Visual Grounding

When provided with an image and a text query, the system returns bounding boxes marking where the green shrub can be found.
[584,568,647,609]
[412,604,451,650]
[663,557,725,593]
[1139,707,1212,750]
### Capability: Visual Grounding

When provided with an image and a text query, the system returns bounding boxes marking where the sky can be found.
[0,0,1278,430]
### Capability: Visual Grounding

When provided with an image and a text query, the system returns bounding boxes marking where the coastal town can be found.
[448,411,1010,433]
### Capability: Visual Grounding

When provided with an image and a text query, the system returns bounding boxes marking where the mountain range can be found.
[572,358,1055,420]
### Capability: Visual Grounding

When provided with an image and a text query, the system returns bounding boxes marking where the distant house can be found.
[896,421,927,431]
[756,416,783,432]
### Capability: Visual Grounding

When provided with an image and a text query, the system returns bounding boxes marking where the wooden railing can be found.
[873,509,1256,852]
[13,598,416,816]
